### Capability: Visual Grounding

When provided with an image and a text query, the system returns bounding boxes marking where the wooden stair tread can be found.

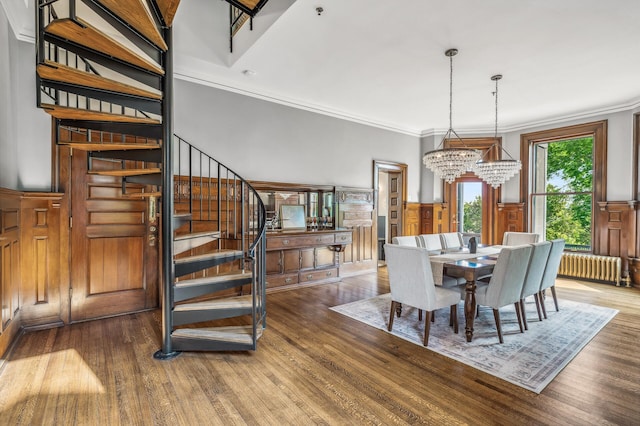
[123,191,162,198]
[41,104,161,124]
[91,168,161,177]
[156,0,181,27]
[38,61,162,100]
[95,0,168,51]
[58,142,161,151]
[174,271,252,288]
[174,231,222,241]
[172,325,260,344]
[174,250,243,264]
[174,231,221,254]
[174,295,252,311]
[45,18,164,75]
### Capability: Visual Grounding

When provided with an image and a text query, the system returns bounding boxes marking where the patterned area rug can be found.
[330,293,617,393]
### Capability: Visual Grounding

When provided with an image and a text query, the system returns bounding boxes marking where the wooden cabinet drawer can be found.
[334,232,352,244]
[267,233,335,249]
[299,268,338,283]
[266,273,298,288]
[265,251,282,274]
[316,247,336,268]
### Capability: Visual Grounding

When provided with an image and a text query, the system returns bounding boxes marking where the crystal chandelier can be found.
[423,49,481,184]
[474,74,521,188]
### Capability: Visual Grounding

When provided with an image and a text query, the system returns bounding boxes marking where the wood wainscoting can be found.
[403,202,420,236]
[0,188,64,360]
[596,201,638,281]
[496,202,525,242]
[420,203,449,234]
[0,189,21,359]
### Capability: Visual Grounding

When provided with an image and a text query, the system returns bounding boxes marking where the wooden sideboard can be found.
[265,229,352,290]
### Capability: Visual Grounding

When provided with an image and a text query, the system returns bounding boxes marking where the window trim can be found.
[520,120,607,251]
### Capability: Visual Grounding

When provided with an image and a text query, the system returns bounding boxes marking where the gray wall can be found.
[174,78,423,202]
[0,4,18,189]
[0,5,51,191]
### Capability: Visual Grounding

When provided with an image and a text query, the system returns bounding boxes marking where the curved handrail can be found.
[172,134,266,256]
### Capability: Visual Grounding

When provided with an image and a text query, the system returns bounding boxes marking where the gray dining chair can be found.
[502,232,540,246]
[417,234,443,252]
[539,239,566,318]
[471,244,533,343]
[392,236,419,247]
[440,232,465,250]
[384,244,460,346]
[520,241,552,330]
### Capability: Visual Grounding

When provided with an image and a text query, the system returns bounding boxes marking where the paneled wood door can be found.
[69,151,158,321]
[387,172,402,240]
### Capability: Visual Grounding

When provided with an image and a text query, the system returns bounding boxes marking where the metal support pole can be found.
[154,26,179,360]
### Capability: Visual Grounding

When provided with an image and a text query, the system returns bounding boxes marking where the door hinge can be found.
[69,217,73,228]
[69,287,73,299]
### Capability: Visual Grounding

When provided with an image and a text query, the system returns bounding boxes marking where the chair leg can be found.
[431,312,435,323]
[520,299,528,331]
[388,301,396,331]
[550,285,559,311]
[514,302,524,333]
[424,311,432,346]
[418,309,422,321]
[451,304,458,334]
[534,293,543,321]
[493,309,504,344]
[539,290,548,319]
[449,307,453,327]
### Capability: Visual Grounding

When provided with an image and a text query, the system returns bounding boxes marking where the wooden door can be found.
[387,172,402,239]
[69,151,158,321]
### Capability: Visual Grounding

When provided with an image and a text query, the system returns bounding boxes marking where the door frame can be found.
[443,137,501,244]
[373,160,407,235]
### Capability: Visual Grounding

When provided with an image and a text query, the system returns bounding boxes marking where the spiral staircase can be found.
[36,0,266,356]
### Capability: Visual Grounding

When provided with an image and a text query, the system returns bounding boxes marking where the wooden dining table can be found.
[429,246,503,342]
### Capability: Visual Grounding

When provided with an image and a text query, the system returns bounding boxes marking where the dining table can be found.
[429,246,504,342]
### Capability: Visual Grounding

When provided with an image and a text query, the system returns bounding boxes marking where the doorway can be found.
[373,161,407,265]
[443,138,502,244]
[57,128,159,323]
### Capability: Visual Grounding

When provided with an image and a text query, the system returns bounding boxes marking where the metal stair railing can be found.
[164,135,266,352]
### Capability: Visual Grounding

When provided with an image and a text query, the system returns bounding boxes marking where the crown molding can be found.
[173,71,424,137]
[0,0,35,43]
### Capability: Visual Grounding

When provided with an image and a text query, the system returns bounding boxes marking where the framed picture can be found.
[280,204,306,230]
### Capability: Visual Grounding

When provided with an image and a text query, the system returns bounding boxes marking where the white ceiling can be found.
[3,0,638,137]
[173,0,640,136]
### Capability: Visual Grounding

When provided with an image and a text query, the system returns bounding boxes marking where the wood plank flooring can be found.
[0,270,639,425]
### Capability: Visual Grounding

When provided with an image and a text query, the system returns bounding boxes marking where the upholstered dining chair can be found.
[384,244,460,346]
[538,239,566,318]
[502,232,540,246]
[392,236,419,247]
[417,234,443,252]
[519,241,552,330]
[440,232,465,250]
[470,244,533,343]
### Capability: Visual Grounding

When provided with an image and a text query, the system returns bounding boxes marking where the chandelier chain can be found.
[449,51,453,131]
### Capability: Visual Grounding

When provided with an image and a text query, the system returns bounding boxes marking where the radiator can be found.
[558,253,621,286]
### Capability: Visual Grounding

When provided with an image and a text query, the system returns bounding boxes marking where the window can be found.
[521,120,606,253]
[458,181,482,235]
[530,137,593,251]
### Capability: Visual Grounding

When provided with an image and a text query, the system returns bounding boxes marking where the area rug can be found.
[330,294,617,393]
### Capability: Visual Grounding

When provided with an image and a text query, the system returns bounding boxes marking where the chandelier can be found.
[423,49,481,184]
[474,74,522,188]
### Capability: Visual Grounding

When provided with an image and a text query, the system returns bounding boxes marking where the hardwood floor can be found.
[1,270,639,425]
